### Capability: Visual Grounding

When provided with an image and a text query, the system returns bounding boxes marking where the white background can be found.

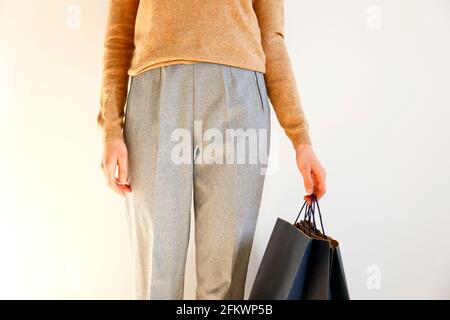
[0,0,449,299]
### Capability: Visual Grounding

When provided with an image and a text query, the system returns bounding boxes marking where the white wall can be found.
[0,0,449,299]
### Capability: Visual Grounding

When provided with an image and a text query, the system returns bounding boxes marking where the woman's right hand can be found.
[100,138,131,195]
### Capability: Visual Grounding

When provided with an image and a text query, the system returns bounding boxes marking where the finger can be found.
[108,177,125,195]
[314,176,326,200]
[119,185,132,193]
[312,168,327,200]
[115,177,132,193]
[109,181,125,196]
[303,194,312,205]
[117,154,129,185]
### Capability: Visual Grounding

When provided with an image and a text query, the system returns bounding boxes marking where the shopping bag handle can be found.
[310,195,326,237]
[294,194,326,237]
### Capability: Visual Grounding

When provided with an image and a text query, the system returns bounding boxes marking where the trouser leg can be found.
[192,63,271,299]
[123,65,194,300]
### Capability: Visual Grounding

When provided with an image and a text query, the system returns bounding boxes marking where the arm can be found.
[98,0,139,196]
[254,0,326,200]
[253,0,311,148]
[97,0,139,143]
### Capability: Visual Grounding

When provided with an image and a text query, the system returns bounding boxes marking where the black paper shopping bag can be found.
[249,195,350,300]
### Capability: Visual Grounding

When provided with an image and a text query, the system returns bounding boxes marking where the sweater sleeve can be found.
[97,0,139,142]
[253,0,311,147]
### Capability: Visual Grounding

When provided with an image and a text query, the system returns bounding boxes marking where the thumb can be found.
[117,154,129,185]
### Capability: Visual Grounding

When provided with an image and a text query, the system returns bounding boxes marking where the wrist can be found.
[103,136,124,146]
[295,143,312,154]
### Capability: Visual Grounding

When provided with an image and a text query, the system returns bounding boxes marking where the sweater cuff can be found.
[288,129,312,149]
[103,130,124,143]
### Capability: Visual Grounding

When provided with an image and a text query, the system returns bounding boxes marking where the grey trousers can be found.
[123,62,271,300]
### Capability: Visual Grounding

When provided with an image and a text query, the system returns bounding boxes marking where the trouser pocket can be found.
[253,71,267,113]
[123,75,136,135]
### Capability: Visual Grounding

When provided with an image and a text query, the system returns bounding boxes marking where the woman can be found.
[98,0,326,300]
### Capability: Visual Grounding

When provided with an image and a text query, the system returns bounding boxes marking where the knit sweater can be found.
[97,0,311,147]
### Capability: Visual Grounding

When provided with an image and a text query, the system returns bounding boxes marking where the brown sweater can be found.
[97,0,311,147]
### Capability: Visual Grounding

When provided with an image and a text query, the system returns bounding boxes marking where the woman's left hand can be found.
[295,144,327,203]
